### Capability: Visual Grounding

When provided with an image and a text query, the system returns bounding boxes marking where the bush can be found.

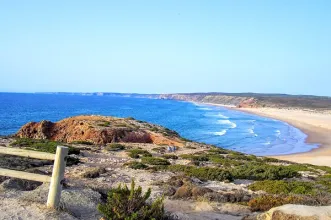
[233,164,300,180]
[180,154,209,162]
[12,138,80,155]
[141,157,170,166]
[66,156,80,166]
[208,147,229,154]
[105,143,126,151]
[162,154,178,160]
[127,149,152,158]
[248,180,315,195]
[125,161,148,170]
[97,180,167,220]
[164,165,233,182]
[248,194,303,211]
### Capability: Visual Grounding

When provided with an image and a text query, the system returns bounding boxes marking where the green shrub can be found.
[262,157,280,163]
[208,155,243,166]
[227,153,252,161]
[66,156,80,166]
[180,154,209,162]
[125,161,148,170]
[317,175,331,192]
[126,149,152,158]
[163,165,233,182]
[286,164,315,172]
[248,180,315,195]
[12,138,80,155]
[248,194,303,211]
[105,143,126,151]
[233,164,300,180]
[141,157,170,166]
[208,148,229,154]
[162,154,178,160]
[98,180,167,220]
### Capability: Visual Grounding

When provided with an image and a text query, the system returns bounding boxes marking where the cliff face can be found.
[16,115,183,146]
[158,94,259,108]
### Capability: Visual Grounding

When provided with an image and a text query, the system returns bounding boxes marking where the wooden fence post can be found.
[47,146,68,209]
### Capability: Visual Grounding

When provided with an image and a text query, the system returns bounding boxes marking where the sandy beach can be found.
[238,108,331,166]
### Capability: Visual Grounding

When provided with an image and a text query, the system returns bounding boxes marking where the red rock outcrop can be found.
[16,115,184,146]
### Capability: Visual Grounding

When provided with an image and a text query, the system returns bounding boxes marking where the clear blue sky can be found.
[0,1,330,95]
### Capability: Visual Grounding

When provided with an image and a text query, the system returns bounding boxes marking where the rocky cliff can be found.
[15,115,183,146]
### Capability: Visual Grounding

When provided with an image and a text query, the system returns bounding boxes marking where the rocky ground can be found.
[1,115,331,219]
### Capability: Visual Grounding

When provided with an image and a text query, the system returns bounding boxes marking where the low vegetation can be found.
[248,194,303,212]
[248,180,315,195]
[126,149,152,158]
[124,161,148,170]
[141,157,170,166]
[97,121,111,127]
[97,180,168,220]
[159,165,234,182]
[162,154,178,160]
[105,143,126,151]
[12,138,80,155]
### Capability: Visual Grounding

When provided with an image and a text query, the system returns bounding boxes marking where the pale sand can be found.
[238,108,331,166]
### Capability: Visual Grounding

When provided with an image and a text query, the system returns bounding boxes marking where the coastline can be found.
[197,102,331,166]
[235,107,331,166]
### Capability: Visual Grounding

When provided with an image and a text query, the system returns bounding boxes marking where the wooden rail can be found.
[0,145,68,209]
[0,146,55,160]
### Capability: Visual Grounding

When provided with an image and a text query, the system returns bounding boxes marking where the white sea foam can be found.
[218,119,237,128]
[213,129,227,136]
[199,107,212,111]
[275,130,281,137]
[263,141,271,145]
[217,113,229,119]
[248,128,258,137]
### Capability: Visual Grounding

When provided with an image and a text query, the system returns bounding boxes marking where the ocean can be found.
[0,93,319,156]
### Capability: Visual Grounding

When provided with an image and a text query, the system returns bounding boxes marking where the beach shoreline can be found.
[232,107,331,166]
[196,101,331,166]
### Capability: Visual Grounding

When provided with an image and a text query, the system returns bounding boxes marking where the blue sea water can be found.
[0,93,319,156]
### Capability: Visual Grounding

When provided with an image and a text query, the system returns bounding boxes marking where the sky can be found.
[0,1,330,96]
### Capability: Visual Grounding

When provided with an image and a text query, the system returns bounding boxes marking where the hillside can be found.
[1,115,331,219]
[158,93,331,111]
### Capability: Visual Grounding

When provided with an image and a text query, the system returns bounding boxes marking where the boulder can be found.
[258,204,331,220]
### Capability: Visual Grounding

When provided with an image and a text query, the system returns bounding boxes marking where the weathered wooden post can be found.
[47,146,68,209]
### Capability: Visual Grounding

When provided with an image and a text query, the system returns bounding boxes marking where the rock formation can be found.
[16,115,183,146]
[258,204,331,220]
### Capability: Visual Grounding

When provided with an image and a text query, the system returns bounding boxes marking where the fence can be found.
[0,145,68,209]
